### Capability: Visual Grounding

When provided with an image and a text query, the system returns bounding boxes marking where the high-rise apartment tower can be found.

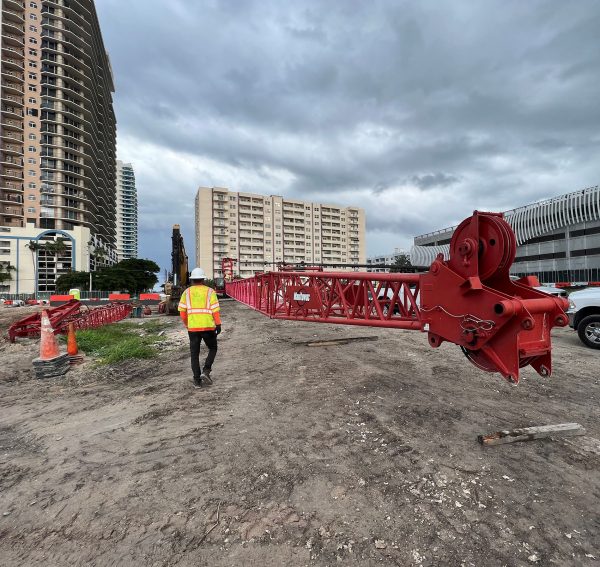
[115,160,137,261]
[195,187,366,279]
[1,0,117,274]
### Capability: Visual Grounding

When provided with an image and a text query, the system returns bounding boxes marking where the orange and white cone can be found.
[67,322,78,356]
[40,309,60,360]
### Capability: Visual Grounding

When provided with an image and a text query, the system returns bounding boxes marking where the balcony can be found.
[2,206,23,217]
[1,80,23,96]
[1,93,23,107]
[1,156,23,167]
[1,29,24,47]
[0,193,23,204]
[1,56,24,71]
[2,8,25,24]
[0,118,23,132]
[1,20,25,37]
[0,169,23,181]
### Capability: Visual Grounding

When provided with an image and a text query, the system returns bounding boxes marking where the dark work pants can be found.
[188,331,218,378]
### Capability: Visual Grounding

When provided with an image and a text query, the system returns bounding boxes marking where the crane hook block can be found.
[420,211,568,383]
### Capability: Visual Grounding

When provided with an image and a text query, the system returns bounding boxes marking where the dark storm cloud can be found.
[95,0,600,269]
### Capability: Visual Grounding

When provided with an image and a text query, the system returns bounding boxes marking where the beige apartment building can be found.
[1,0,117,293]
[195,187,366,279]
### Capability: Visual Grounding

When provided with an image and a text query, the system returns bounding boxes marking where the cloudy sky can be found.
[95,0,600,272]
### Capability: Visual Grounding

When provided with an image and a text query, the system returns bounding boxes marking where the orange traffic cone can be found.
[67,322,78,356]
[40,309,60,360]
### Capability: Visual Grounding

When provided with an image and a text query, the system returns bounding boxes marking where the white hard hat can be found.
[190,267,206,280]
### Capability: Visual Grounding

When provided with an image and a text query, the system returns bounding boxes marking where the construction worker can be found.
[178,267,222,388]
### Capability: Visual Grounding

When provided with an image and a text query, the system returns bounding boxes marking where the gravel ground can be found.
[0,300,598,566]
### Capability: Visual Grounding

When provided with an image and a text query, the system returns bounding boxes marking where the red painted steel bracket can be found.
[225,211,568,383]
[420,211,568,383]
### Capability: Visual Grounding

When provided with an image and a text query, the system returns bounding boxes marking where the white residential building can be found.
[115,161,138,261]
[195,187,366,279]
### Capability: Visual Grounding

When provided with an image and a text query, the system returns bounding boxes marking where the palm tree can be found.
[25,240,42,296]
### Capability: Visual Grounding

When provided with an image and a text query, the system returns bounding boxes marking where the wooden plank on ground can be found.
[301,336,379,347]
[478,423,585,446]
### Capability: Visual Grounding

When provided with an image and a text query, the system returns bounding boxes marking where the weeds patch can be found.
[72,320,166,364]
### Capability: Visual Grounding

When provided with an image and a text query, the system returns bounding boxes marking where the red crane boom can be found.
[225,211,568,383]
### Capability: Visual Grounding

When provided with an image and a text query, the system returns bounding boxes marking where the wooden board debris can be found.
[300,336,379,347]
[478,423,585,446]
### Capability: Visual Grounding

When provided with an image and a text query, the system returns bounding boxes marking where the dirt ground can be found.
[0,301,599,566]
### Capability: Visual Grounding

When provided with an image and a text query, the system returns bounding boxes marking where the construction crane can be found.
[225,211,569,384]
[164,224,189,315]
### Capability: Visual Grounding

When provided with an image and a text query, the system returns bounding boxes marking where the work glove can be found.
[215,325,222,335]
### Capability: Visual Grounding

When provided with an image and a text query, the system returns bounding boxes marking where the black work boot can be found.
[201,368,213,385]
[193,376,203,389]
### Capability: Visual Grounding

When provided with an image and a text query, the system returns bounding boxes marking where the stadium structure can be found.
[411,185,600,285]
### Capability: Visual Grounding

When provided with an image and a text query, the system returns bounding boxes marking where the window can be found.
[30,13,37,20]
[28,170,36,176]
[28,73,37,80]
[29,38,38,44]
[28,121,36,128]
[28,85,37,92]
[28,182,36,189]
[28,195,36,201]
[28,146,36,152]
[29,134,37,140]
[27,109,38,117]
[27,207,36,214]
[28,97,36,104]
[29,25,37,32]
[28,158,36,164]
[28,49,37,56]
[29,61,37,68]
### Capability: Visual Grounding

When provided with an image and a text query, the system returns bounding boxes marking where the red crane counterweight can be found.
[225,211,568,383]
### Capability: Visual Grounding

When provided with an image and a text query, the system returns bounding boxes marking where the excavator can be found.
[164,224,189,315]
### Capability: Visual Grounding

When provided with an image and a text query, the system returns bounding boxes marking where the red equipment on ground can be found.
[225,211,569,383]
[8,299,133,342]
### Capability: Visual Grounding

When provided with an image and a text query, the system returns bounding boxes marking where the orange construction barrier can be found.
[67,322,78,356]
[40,309,60,360]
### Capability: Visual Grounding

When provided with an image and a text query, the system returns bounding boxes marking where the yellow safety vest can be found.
[178,285,220,331]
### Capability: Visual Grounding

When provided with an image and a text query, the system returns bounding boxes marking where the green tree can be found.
[389,253,412,272]
[55,270,90,292]
[56,259,160,294]
[112,259,160,293]
[93,268,138,292]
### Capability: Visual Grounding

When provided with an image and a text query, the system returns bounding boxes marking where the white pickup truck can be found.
[567,288,600,349]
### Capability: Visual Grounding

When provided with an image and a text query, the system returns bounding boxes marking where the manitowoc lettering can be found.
[293,292,311,302]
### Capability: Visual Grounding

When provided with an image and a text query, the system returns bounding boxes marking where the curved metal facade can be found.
[411,185,600,270]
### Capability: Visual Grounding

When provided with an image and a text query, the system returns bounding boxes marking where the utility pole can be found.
[89,272,92,293]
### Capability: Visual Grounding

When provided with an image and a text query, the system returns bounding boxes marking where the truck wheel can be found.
[577,315,600,349]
